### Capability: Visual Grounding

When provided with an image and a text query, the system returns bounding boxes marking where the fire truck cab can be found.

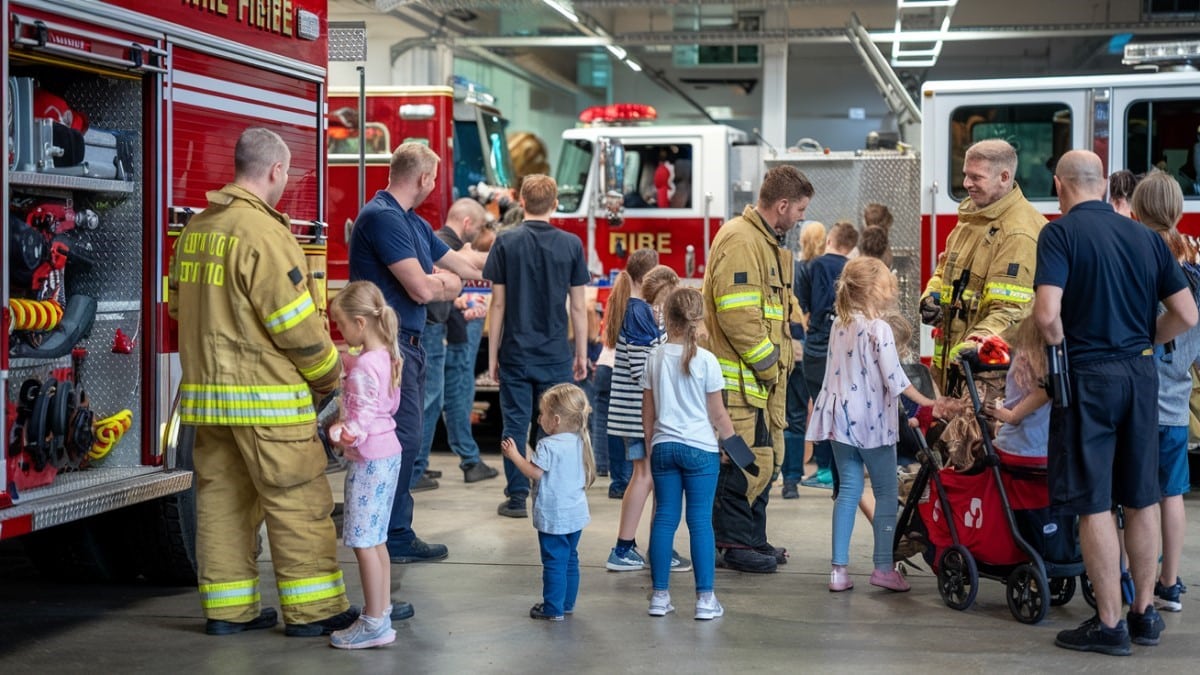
[921,46,1200,278]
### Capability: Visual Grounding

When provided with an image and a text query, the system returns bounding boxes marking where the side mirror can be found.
[596,137,625,227]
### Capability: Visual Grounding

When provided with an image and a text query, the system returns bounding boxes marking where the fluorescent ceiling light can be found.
[625,59,642,72]
[606,44,627,60]
[542,0,578,24]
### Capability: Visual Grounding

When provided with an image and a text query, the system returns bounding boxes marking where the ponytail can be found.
[663,287,704,375]
[603,248,660,348]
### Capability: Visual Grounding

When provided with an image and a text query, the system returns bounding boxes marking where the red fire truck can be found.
[1,0,330,583]
[325,83,516,286]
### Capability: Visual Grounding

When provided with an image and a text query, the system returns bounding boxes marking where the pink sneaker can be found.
[829,567,854,592]
[870,568,911,592]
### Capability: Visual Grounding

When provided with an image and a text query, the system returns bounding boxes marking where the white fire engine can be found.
[1,0,330,583]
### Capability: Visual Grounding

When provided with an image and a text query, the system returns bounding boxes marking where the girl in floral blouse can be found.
[807,257,944,593]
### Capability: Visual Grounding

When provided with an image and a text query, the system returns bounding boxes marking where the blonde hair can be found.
[663,287,704,375]
[539,383,596,488]
[520,174,557,215]
[798,221,826,262]
[603,248,660,348]
[330,281,403,388]
[641,264,680,309]
[1001,315,1048,393]
[883,311,914,362]
[834,257,896,321]
[389,142,439,184]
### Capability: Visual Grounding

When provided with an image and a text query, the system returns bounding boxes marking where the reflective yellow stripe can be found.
[982,282,1033,304]
[299,344,339,382]
[264,292,316,335]
[180,383,316,425]
[762,303,784,321]
[717,358,768,399]
[278,571,345,607]
[199,578,259,610]
[741,337,774,365]
[716,291,762,312]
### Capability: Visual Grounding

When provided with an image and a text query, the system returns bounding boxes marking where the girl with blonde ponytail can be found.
[641,287,737,620]
[326,281,405,648]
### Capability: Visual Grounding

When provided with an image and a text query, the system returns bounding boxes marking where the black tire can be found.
[1049,576,1077,606]
[132,424,198,585]
[938,544,979,611]
[1081,573,1097,609]
[1007,563,1049,624]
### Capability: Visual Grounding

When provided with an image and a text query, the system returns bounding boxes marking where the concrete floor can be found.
[2,451,1200,674]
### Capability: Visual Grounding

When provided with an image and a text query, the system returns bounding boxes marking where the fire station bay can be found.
[7,0,1200,670]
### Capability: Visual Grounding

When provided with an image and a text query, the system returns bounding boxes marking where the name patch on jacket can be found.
[288,266,304,285]
[734,271,748,284]
[1006,262,1019,277]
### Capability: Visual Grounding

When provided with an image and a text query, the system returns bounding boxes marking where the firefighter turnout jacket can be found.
[702,205,792,501]
[168,184,341,424]
[168,184,347,625]
[921,184,1045,383]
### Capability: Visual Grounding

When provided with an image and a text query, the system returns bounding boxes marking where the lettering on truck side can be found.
[609,232,672,255]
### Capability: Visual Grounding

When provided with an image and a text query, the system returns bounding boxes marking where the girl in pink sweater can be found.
[328,281,404,649]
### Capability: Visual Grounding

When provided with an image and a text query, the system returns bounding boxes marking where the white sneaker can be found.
[329,615,396,649]
[695,592,724,620]
[648,590,675,617]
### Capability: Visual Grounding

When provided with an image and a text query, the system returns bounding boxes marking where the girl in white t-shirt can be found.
[641,287,737,620]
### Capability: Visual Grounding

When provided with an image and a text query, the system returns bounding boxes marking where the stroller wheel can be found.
[1080,573,1097,609]
[1049,576,1076,606]
[1006,563,1049,624]
[937,545,978,611]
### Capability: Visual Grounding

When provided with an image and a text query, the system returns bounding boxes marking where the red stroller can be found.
[894,352,1089,624]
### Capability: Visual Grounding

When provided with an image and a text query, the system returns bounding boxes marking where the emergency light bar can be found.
[578,103,657,126]
[1123,40,1200,69]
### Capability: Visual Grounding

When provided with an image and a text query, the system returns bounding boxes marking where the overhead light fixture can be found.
[542,0,578,24]
[625,59,642,72]
[891,0,957,68]
[606,44,627,60]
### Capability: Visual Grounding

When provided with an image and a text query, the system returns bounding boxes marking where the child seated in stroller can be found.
[986,317,1051,459]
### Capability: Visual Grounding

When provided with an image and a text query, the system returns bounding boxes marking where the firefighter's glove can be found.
[948,337,983,363]
[719,434,759,476]
[920,293,942,326]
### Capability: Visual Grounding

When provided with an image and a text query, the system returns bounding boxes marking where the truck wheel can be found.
[20,509,140,583]
[133,423,198,586]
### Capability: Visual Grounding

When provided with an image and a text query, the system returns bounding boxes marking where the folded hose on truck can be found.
[9,294,96,360]
[90,409,132,461]
[8,297,63,331]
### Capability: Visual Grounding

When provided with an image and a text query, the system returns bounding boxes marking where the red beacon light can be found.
[578,103,657,126]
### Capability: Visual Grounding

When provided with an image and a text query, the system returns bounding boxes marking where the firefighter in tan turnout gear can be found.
[920,139,1045,390]
[702,165,813,574]
[168,128,357,637]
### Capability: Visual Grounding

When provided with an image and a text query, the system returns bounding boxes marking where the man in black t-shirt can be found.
[1034,150,1197,656]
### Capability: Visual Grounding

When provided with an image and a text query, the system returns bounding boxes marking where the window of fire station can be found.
[1125,98,1200,197]
[327,105,390,157]
[621,143,694,210]
[948,104,1071,201]
[555,138,594,213]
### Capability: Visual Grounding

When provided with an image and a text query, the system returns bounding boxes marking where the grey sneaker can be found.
[648,590,674,617]
[695,592,724,620]
[329,616,396,649]
[606,547,645,571]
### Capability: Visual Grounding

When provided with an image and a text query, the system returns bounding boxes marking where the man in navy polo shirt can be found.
[1034,150,1197,656]
[484,174,589,518]
[349,142,482,576]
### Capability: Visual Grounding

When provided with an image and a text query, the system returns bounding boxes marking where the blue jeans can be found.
[782,360,808,482]
[802,354,833,473]
[538,530,582,616]
[386,337,425,552]
[650,442,720,593]
[414,322,447,486]
[498,360,573,499]
[592,365,630,491]
[830,440,899,569]
[443,318,485,468]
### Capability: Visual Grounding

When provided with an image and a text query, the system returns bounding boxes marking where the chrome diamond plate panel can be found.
[1,468,192,531]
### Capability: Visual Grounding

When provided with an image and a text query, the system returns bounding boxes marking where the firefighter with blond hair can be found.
[168,128,356,637]
[920,138,1045,390]
[702,165,813,573]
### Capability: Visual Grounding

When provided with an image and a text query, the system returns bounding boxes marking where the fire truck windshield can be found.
[454,111,516,196]
[555,138,593,212]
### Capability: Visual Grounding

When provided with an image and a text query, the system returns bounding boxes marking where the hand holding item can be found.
[932,396,964,420]
[719,434,759,476]
[328,422,358,447]
[919,294,942,326]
